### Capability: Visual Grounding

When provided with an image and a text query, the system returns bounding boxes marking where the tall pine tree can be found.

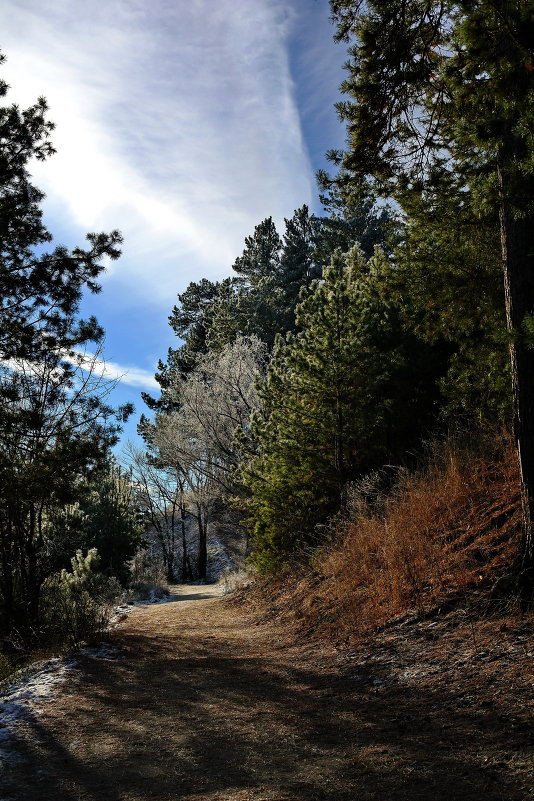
[244,247,442,571]
[328,0,534,595]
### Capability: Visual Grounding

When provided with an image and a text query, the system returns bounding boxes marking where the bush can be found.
[42,548,120,649]
[125,551,169,601]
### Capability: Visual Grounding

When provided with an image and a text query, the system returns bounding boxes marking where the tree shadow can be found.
[1,624,531,801]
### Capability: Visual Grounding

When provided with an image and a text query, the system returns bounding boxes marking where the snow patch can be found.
[0,657,78,764]
[79,644,122,660]
[141,589,173,605]
[109,590,173,627]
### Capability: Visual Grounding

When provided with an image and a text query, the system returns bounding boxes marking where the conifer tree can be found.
[0,53,128,640]
[393,189,509,422]
[0,53,122,362]
[244,247,441,571]
[328,0,534,594]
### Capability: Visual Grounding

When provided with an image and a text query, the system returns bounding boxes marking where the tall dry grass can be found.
[322,432,520,627]
[240,430,523,642]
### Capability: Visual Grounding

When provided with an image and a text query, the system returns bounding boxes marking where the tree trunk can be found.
[166,561,176,584]
[180,505,191,581]
[197,503,207,579]
[498,136,534,606]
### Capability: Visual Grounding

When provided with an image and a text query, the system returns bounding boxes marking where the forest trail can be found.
[1,586,532,801]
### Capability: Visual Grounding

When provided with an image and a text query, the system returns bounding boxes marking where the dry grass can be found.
[238,430,523,644]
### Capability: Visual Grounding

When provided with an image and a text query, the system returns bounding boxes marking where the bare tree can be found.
[150,335,267,578]
[125,444,193,583]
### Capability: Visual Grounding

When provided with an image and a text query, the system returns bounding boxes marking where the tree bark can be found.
[180,505,191,581]
[498,135,534,605]
[197,503,207,579]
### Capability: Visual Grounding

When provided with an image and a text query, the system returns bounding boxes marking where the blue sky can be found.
[0,0,346,450]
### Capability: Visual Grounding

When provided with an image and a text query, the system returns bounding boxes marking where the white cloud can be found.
[67,351,160,390]
[92,359,160,391]
[0,0,314,303]
[3,351,159,390]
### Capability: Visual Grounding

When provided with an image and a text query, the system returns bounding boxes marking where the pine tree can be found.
[393,188,510,423]
[0,53,129,640]
[328,0,534,595]
[244,247,441,571]
[0,53,122,362]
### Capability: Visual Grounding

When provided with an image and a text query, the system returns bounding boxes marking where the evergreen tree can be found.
[79,466,144,585]
[207,217,285,349]
[394,188,509,423]
[328,0,534,593]
[0,53,129,640]
[145,196,398,427]
[244,247,442,571]
[0,53,122,362]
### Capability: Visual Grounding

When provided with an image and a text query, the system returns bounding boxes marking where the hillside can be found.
[236,432,525,645]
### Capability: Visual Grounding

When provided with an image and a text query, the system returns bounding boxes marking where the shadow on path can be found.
[1,590,531,801]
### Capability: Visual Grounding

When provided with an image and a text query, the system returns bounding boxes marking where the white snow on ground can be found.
[0,637,135,765]
[0,587,176,762]
[108,590,173,627]
[79,644,123,660]
[0,583,224,766]
[141,590,174,605]
[0,601,144,763]
[0,657,78,764]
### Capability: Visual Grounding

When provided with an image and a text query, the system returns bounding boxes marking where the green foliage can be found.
[0,55,122,362]
[523,314,534,351]
[138,3,534,579]
[393,189,511,422]
[78,467,144,585]
[326,0,534,425]
[41,549,120,649]
[0,52,130,643]
[145,201,396,417]
[243,247,443,571]
[206,213,298,350]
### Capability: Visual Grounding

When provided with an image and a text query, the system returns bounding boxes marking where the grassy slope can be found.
[236,430,525,644]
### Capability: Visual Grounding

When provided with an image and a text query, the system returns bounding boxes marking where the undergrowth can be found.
[238,430,524,643]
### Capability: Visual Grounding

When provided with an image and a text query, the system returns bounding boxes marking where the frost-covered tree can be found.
[148,336,267,577]
[126,444,192,584]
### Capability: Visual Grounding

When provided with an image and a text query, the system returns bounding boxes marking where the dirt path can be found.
[1,585,532,801]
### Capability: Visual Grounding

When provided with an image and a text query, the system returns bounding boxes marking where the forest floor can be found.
[0,583,533,801]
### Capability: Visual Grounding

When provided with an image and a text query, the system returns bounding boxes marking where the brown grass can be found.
[238,430,523,644]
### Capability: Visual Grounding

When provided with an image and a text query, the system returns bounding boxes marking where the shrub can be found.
[42,548,120,649]
[125,551,169,601]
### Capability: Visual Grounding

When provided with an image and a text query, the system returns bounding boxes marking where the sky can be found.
[0,0,347,449]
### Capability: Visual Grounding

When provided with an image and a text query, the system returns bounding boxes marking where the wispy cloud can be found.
[66,351,160,391]
[0,0,314,303]
[2,351,159,391]
[89,358,160,391]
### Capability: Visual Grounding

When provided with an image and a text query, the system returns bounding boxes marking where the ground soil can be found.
[1,584,533,801]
